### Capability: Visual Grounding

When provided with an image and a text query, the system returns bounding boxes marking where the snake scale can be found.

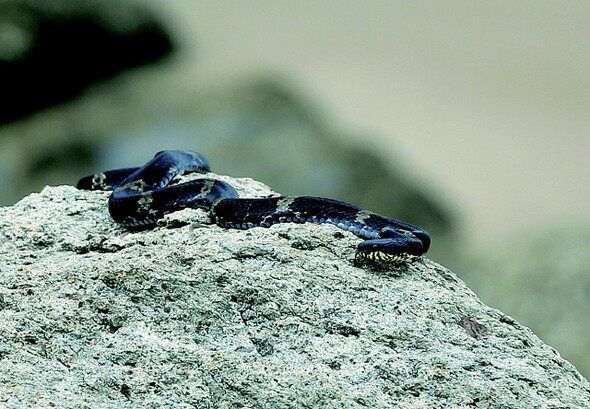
[77,150,431,268]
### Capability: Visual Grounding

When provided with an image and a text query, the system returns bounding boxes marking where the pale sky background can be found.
[155,1,590,246]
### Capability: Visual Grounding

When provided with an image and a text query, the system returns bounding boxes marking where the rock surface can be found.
[0,177,589,408]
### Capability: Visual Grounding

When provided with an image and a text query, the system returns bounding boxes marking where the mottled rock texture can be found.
[0,176,588,408]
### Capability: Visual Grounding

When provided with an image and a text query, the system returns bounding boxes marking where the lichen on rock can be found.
[0,177,589,408]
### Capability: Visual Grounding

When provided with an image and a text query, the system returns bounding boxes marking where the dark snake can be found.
[77,150,430,268]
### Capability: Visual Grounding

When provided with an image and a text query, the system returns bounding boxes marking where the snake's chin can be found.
[354,250,418,270]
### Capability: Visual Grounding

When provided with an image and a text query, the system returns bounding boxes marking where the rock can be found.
[0,0,173,124]
[0,177,588,408]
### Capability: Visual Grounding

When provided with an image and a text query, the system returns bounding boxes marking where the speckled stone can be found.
[0,177,588,408]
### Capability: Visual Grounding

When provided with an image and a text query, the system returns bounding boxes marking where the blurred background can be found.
[0,0,588,377]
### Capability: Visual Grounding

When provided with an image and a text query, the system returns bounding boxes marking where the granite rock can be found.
[0,177,588,408]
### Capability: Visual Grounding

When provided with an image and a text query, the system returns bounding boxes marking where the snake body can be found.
[77,150,430,267]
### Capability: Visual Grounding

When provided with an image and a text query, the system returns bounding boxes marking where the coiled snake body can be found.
[77,150,430,268]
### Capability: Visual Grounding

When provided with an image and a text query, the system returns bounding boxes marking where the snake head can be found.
[378,226,431,253]
[153,150,211,174]
[355,235,426,269]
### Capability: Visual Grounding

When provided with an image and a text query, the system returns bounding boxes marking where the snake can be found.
[77,150,431,268]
